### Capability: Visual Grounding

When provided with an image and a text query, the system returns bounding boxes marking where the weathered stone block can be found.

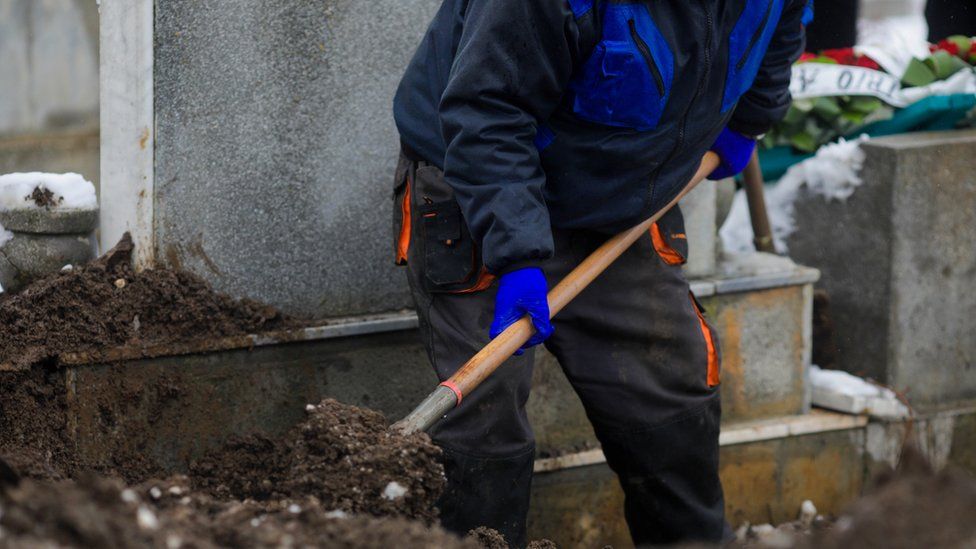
[152,0,440,318]
[527,253,817,456]
[787,130,976,407]
[528,427,866,547]
[0,207,98,234]
[0,233,94,292]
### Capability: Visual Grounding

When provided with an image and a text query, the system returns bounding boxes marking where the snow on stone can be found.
[720,136,868,254]
[0,172,97,211]
[810,365,910,419]
[381,481,408,500]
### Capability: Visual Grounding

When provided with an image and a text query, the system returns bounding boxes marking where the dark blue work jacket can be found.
[394,0,807,274]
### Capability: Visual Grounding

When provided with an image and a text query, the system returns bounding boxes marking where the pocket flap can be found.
[421,202,463,241]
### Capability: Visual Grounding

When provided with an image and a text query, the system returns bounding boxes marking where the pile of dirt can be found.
[0,473,479,549]
[466,527,557,549]
[727,448,976,549]
[190,399,446,523]
[807,448,976,548]
[0,233,295,370]
[0,367,76,481]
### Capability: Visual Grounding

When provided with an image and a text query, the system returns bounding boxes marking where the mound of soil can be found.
[191,399,446,523]
[809,448,976,549]
[0,473,479,549]
[0,233,295,370]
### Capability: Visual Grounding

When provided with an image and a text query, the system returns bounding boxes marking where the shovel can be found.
[394,152,721,435]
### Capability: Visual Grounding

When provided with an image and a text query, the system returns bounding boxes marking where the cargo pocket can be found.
[570,3,673,131]
[412,164,494,294]
[690,293,721,388]
[649,207,688,266]
[722,0,785,112]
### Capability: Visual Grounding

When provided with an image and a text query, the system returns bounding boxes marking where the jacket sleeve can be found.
[439,0,581,275]
[727,0,807,137]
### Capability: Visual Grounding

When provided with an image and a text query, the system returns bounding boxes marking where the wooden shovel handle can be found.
[449,152,721,397]
[395,152,720,434]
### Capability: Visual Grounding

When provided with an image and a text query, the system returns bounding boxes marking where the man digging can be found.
[391,0,808,546]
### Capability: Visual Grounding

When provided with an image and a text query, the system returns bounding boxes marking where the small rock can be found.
[137,506,159,531]
[325,510,349,519]
[114,278,126,289]
[149,487,162,500]
[168,486,184,496]
[61,264,73,271]
[381,481,408,501]
[288,504,301,514]
[120,489,139,503]
[799,499,817,528]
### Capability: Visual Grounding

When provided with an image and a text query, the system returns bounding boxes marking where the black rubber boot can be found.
[436,445,536,548]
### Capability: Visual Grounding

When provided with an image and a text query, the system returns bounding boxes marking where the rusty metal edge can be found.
[32,312,419,368]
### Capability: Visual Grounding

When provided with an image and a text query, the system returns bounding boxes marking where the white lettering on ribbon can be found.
[790,64,907,107]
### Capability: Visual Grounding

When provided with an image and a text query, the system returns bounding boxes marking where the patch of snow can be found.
[0,172,97,211]
[381,481,408,500]
[810,365,911,419]
[857,12,929,77]
[720,136,869,254]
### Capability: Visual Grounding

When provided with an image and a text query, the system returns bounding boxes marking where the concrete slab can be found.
[528,424,867,547]
[787,130,976,407]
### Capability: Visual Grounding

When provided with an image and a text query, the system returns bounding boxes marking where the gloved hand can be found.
[709,126,757,180]
[489,267,554,355]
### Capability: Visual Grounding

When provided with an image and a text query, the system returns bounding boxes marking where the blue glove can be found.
[709,127,757,180]
[489,267,554,354]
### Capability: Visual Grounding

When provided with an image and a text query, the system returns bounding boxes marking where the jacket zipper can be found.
[736,0,773,70]
[675,3,713,162]
[628,19,665,96]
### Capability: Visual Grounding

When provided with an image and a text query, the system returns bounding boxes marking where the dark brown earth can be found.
[0,233,295,370]
[804,447,976,549]
[0,473,480,549]
[191,399,446,524]
[27,186,60,208]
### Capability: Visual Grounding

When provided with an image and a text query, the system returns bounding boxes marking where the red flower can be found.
[936,39,960,56]
[853,55,881,70]
[821,48,857,65]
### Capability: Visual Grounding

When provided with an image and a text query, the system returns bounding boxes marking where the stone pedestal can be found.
[0,207,97,292]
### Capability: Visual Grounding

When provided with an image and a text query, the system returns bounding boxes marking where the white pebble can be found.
[149,487,162,500]
[168,486,184,496]
[288,504,301,514]
[61,264,74,272]
[325,510,349,519]
[137,506,159,531]
[381,481,408,500]
[120,489,138,503]
[799,499,817,527]
[306,404,316,412]
[166,535,183,549]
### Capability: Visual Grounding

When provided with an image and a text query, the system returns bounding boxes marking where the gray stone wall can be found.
[153,0,440,318]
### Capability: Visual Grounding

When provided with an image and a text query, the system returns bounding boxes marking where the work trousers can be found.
[393,152,727,547]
